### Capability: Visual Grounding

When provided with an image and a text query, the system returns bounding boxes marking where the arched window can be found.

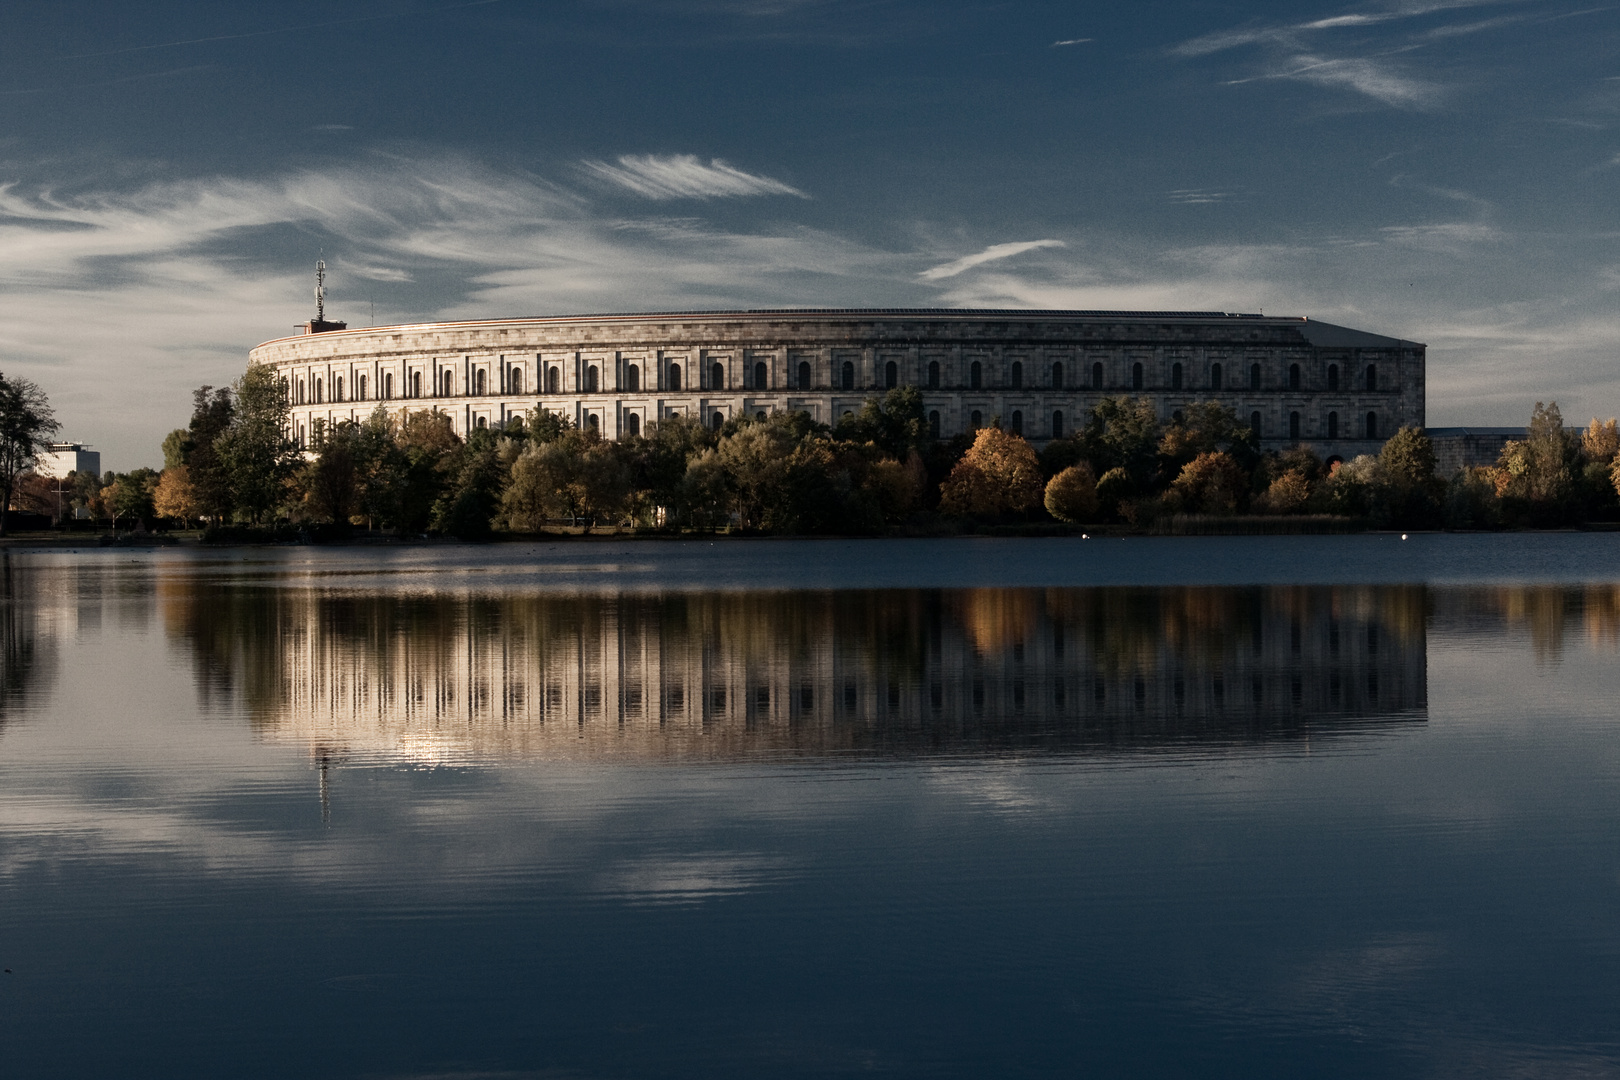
[587,414,600,431]
[1052,410,1064,438]
[1010,410,1023,435]
[1092,362,1104,389]
[1327,363,1339,391]
[296,379,305,404]
[712,411,724,430]
[755,411,766,422]
[358,374,367,401]
[841,361,854,390]
[1250,411,1262,438]
[315,378,323,404]
[509,368,524,395]
[586,366,599,393]
[1366,364,1378,392]
[929,410,940,439]
[928,361,940,389]
[1289,363,1301,390]
[1051,362,1063,389]
[1290,411,1301,442]
[547,366,560,394]
[334,376,343,402]
[475,416,487,429]
[711,361,724,390]
[1171,362,1183,390]
[1250,363,1261,390]
[885,360,898,389]
[1132,362,1143,390]
[1011,361,1023,389]
[754,361,767,389]
[279,376,289,400]
[970,410,982,430]
[668,364,682,391]
[624,364,637,392]
[411,371,422,398]
[1210,363,1222,391]
[627,413,641,437]
[475,370,486,395]
[798,361,812,389]
[1366,411,1378,440]
[1327,411,1338,439]
[384,373,394,400]
[441,370,453,397]
[970,361,982,389]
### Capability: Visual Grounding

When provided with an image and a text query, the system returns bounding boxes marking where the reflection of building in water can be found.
[171,584,1430,762]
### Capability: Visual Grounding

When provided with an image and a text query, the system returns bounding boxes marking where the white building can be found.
[38,443,100,480]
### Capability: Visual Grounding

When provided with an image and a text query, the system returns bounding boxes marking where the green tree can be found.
[214,364,296,523]
[431,425,509,539]
[186,385,235,522]
[0,374,60,536]
[161,428,192,470]
[101,469,158,530]
[393,410,461,533]
[624,414,717,526]
[835,387,930,459]
[1080,397,1162,486]
[502,428,630,531]
[301,421,361,528]
[1376,425,1442,528]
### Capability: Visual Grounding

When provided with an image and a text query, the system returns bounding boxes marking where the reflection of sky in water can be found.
[0,538,1617,1078]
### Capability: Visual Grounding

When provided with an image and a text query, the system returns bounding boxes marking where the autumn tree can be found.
[1044,463,1099,523]
[1255,470,1311,514]
[940,427,1043,518]
[1582,418,1619,464]
[1169,451,1246,514]
[153,466,198,527]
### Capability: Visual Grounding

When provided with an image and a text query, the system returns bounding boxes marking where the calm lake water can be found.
[2,535,1618,1078]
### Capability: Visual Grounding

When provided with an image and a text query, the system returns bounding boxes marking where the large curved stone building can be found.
[250,309,1424,458]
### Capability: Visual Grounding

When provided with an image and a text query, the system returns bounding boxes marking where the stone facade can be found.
[249,309,1425,459]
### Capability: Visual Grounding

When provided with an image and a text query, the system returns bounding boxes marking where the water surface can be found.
[1,536,1617,1078]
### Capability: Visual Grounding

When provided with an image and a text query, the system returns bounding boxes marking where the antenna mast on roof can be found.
[315,260,326,323]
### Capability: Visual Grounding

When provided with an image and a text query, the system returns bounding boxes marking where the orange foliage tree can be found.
[940,427,1043,518]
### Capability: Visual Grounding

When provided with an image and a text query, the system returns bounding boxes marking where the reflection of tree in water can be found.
[0,554,55,728]
[1431,586,1620,666]
[164,578,1442,762]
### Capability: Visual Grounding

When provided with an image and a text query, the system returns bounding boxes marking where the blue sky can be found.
[3,0,1618,468]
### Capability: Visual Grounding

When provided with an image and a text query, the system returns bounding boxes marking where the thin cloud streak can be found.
[920,240,1065,280]
[580,155,808,200]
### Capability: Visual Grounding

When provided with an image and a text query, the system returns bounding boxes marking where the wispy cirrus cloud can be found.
[919,239,1065,280]
[1168,2,1518,108]
[1230,53,1438,107]
[579,154,808,200]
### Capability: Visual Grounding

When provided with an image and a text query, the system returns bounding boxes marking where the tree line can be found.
[27,362,1620,536]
